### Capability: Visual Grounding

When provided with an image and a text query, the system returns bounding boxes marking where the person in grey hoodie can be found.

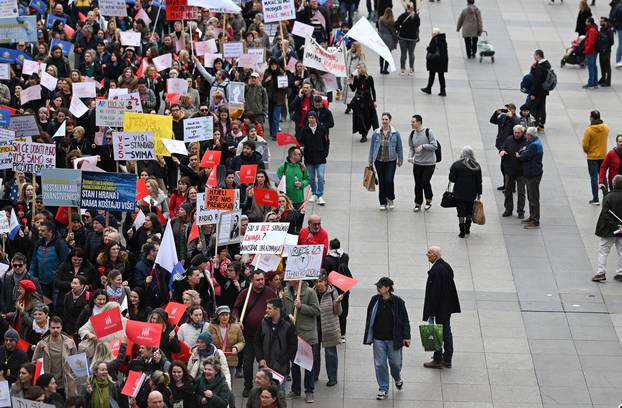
[408,114,438,211]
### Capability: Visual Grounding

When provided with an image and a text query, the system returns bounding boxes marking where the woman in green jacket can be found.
[195,356,231,408]
[276,146,310,206]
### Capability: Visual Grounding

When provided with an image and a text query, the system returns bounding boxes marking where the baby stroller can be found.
[561,36,586,68]
[478,31,495,63]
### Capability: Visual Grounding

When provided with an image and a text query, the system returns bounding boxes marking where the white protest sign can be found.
[12,141,55,173]
[40,71,58,91]
[347,17,396,72]
[72,81,96,98]
[294,336,314,371]
[228,82,245,104]
[108,87,128,98]
[196,192,219,225]
[223,42,244,58]
[96,97,142,128]
[0,379,9,407]
[0,63,8,80]
[303,37,347,77]
[251,253,282,271]
[188,0,241,12]
[261,0,295,23]
[218,210,242,245]
[66,352,90,378]
[240,222,289,254]
[8,114,39,137]
[204,53,223,67]
[11,397,55,408]
[120,31,141,47]
[281,233,299,257]
[0,212,8,234]
[0,137,12,170]
[19,85,41,105]
[135,8,151,24]
[99,0,128,16]
[167,78,188,95]
[152,53,172,72]
[238,54,257,69]
[0,0,18,18]
[195,39,217,56]
[183,116,213,143]
[69,96,88,118]
[284,244,324,280]
[286,57,297,72]
[247,47,265,63]
[292,21,314,38]
[22,60,45,76]
[161,138,188,156]
[277,75,288,88]
[112,132,156,161]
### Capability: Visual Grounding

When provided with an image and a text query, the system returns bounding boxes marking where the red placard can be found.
[171,339,191,362]
[164,302,188,326]
[109,338,134,358]
[90,307,123,339]
[125,320,162,348]
[121,370,147,398]
[206,168,218,187]
[327,271,358,293]
[136,178,149,202]
[165,0,199,20]
[277,132,300,146]
[17,338,30,352]
[239,164,258,184]
[200,150,222,168]
[253,187,279,208]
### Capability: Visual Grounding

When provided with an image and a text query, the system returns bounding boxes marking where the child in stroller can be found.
[561,35,586,67]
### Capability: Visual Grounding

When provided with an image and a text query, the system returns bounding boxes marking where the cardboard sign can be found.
[240,222,289,254]
[206,188,236,211]
[200,150,221,168]
[261,0,295,23]
[125,320,162,348]
[124,112,173,156]
[96,97,142,128]
[292,21,315,38]
[183,116,213,143]
[72,81,96,98]
[327,271,357,292]
[19,84,40,104]
[195,39,217,56]
[239,164,257,184]
[0,16,37,43]
[164,302,187,326]
[277,75,288,89]
[89,307,123,338]
[284,245,324,280]
[195,192,218,225]
[112,131,156,161]
[8,114,39,137]
[12,141,55,173]
[253,187,278,208]
[10,397,54,408]
[80,171,137,212]
[0,132,13,170]
[303,37,347,77]
[99,0,128,16]
[218,210,242,245]
[41,168,82,207]
[121,370,147,398]
[223,42,244,58]
[120,31,141,47]
[294,336,313,371]
[167,78,188,95]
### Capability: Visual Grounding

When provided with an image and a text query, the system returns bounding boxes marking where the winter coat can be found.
[348,75,379,135]
[188,345,231,387]
[378,17,397,50]
[363,293,411,350]
[599,147,622,187]
[501,135,527,176]
[395,11,420,41]
[576,9,592,35]
[178,321,210,349]
[29,234,69,285]
[316,286,342,348]
[449,160,482,202]
[584,24,599,55]
[529,59,552,97]
[517,137,544,178]
[423,258,461,322]
[209,322,245,367]
[1,272,41,313]
[54,260,95,318]
[276,160,310,204]
[299,124,330,165]
[244,84,269,119]
[491,110,521,150]
[255,316,298,376]
[456,4,483,37]
[369,126,404,163]
[595,187,622,237]
[426,33,449,73]
[32,334,79,397]
[63,290,90,337]
[195,371,230,408]
[582,121,609,160]
[283,282,320,345]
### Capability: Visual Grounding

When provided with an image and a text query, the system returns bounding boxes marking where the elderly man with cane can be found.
[593,174,622,282]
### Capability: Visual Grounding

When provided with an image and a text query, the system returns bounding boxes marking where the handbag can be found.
[363,166,377,192]
[440,182,456,208]
[419,320,443,352]
[473,199,486,225]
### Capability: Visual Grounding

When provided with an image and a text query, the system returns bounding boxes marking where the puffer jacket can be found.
[316,285,342,348]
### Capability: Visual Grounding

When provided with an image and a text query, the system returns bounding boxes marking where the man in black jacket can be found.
[422,246,461,369]
[299,111,330,205]
[593,175,622,281]
[363,277,411,400]
[256,298,298,379]
[0,329,28,386]
[491,103,520,190]
[598,17,615,87]
[306,96,335,135]
[500,125,527,218]
[528,49,552,132]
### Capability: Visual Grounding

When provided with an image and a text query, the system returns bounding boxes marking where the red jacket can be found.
[584,25,599,55]
[169,190,187,218]
[599,148,622,187]
[298,227,329,256]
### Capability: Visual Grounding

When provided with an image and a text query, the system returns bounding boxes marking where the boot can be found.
[458,217,466,238]
[465,218,472,235]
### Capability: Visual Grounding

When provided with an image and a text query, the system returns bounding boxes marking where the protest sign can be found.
[200,150,221,168]
[303,37,347,77]
[204,53,222,67]
[161,138,188,156]
[261,0,295,22]
[0,16,36,43]
[109,338,133,357]
[19,84,40,105]
[223,42,244,58]
[164,302,187,326]
[41,168,81,207]
[120,31,141,47]
[0,212,8,234]
[284,245,324,280]
[152,53,172,72]
[228,82,245,104]
[166,0,198,20]
[99,0,128,16]
[281,233,299,257]
[0,379,8,407]
[196,192,218,225]
[124,112,173,156]
[0,131,12,170]
[21,59,44,76]
[277,75,288,88]
[188,0,241,12]
[167,78,188,95]
[50,38,71,56]
[239,164,257,184]
[247,47,265,63]
[347,17,396,72]
[206,188,236,211]
[112,132,156,161]
[72,81,96,98]
[96,97,142,128]
[89,306,123,338]
[40,71,57,91]
[121,371,147,398]
[294,336,314,371]
[218,210,242,245]
[0,0,17,17]
[237,54,257,69]
[65,353,90,378]
[240,222,289,254]
[183,116,213,143]
[80,171,137,212]
[108,87,128,98]
[11,397,54,408]
[253,187,278,207]
[12,141,55,173]
[69,96,88,118]
[276,132,299,146]
[292,21,314,38]
[135,7,151,24]
[195,39,217,56]
[251,253,281,272]
[0,63,8,79]
[8,114,38,137]
[125,320,161,348]
[327,271,357,292]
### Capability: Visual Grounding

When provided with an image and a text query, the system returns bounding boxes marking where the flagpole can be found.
[188,20,194,58]
[279,21,287,70]
[67,207,73,233]
[31,172,36,223]
[153,3,163,36]
[292,280,302,322]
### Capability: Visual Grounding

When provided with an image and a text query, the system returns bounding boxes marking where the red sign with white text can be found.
[90,307,123,339]
[253,187,279,208]
[239,164,258,184]
[125,320,162,348]
[164,302,188,326]
[200,150,222,168]
[327,271,357,293]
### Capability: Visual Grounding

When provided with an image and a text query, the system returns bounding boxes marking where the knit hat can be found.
[197,332,213,345]
[93,214,105,226]
[215,305,230,316]
[71,213,81,223]
[4,328,19,342]
[19,279,36,293]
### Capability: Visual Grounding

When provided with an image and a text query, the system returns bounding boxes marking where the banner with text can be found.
[96,98,142,128]
[303,37,347,77]
[124,113,173,156]
[261,0,295,22]
[112,132,156,161]
[284,244,324,280]
[240,222,289,254]
[12,141,55,173]
[41,168,81,207]
[80,171,137,212]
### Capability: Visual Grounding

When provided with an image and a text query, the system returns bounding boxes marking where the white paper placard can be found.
[108,87,128,98]
[0,63,8,80]
[223,42,244,58]
[22,60,45,76]
[240,222,289,254]
[183,116,213,143]
[161,138,188,156]
[152,53,172,72]
[19,84,41,104]
[120,31,141,47]
[292,21,314,38]
[167,78,189,95]
[261,0,295,23]
[40,71,58,91]
[277,75,288,88]
[69,96,88,118]
[72,81,96,98]
[195,39,218,56]
[112,131,156,161]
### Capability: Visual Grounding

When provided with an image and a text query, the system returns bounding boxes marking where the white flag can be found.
[52,121,65,138]
[277,176,286,192]
[133,209,146,230]
[154,221,179,273]
[152,53,172,72]
[346,17,396,72]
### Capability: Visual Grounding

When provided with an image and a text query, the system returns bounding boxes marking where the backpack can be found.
[426,128,442,163]
[520,72,533,94]
[542,68,557,91]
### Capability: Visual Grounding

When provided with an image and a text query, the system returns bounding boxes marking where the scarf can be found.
[32,318,49,334]
[106,285,123,302]
[93,378,110,408]
[72,286,87,302]
[92,305,104,316]
[191,320,205,330]
[197,343,215,359]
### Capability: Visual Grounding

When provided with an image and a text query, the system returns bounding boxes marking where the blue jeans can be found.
[313,346,338,383]
[586,53,598,86]
[268,103,281,138]
[372,340,402,393]
[617,30,622,64]
[587,159,603,201]
[306,163,326,197]
[291,343,320,394]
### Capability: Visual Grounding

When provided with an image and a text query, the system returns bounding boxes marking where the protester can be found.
[313,272,342,387]
[593,174,622,282]
[599,134,622,191]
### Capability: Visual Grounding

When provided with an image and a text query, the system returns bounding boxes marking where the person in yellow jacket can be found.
[582,110,609,204]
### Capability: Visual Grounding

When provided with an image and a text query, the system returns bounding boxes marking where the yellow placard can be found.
[123,112,173,156]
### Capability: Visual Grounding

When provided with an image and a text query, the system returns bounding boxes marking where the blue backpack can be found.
[520,73,533,94]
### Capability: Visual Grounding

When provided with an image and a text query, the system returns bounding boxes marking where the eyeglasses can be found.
[12,263,23,268]
[200,108,208,112]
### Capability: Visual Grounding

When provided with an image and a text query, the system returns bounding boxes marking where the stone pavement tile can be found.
[442,404,493,408]
[483,337,530,354]
[493,404,543,408]
[441,383,493,403]
[539,385,592,405]
[587,386,622,405]
[568,321,619,341]
[491,385,542,404]
[390,382,442,401]
[448,352,487,370]
[486,353,534,370]
[343,380,385,399]
[574,339,622,356]
[528,339,576,355]
[488,369,539,387]
[532,354,582,372]
[394,402,443,408]
[578,355,622,372]
[535,369,587,387]
[582,369,622,388]
[453,335,485,353]
[522,312,572,340]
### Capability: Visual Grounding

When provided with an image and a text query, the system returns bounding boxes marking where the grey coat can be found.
[317,285,342,348]
[244,84,269,120]
[378,17,398,50]
[456,5,483,38]
[408,128,438,166]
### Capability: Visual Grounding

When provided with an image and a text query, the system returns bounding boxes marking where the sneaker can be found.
[524,221,540,229]
[309,194,317,203]
[614,274,622,282]
[589,199,600,205]
[287,391,300,399]
[413,205,421,212]
[243,387,251,398]
[424,202,432,211]
[395,380,403,390]
[592,273,606,282]
[442,361,452,368]
[380,205,387,211]
[376,391,388,400]
[305,392,314,403]
[409,70,415,76]
[400,69,406,76]
[326,380,338,387]
[340,335,346,344]
[317,196,326,206]
[616,61,622,68]
[420,87,432,94]
[423,360,444,369]
[387,199,395,209]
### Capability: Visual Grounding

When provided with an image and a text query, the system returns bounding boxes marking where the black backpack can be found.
[426,128,442,163]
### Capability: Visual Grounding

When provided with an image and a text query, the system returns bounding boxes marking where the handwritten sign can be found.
[12,141,55,173]
[0,130,13,170]
[8,115,39,138]
[124,112,173,156]
[99,0,128,16]
[112,132,156,161]
[303,37,347,77]
[196,192,218,225]
[292,21,314,38]
[205,188,236,211]
[240,222,289,254]
[284,245,324,280]
[72,81,96,98]
[96,97,142,128]
[183,116,213,143]
[195,39,217,56]
[261,0,295,22]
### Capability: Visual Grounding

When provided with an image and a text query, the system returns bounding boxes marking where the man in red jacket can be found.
[599,135,622,191]
[298,214,329,256]
[583,17,600,89]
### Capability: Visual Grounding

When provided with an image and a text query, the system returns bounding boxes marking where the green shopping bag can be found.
[419,323,443,352]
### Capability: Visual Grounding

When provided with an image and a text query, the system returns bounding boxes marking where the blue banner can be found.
[0,109,9,128]
[29,0,47,14]
[80,171,137,212]
[0,16,37,44]
[50,38,72,56]
[46,14,66,29]
[0,47,32,64]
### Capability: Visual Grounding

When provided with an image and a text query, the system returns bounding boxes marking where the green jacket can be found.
[276,160,310,204]
[196,372,230,408]
[283,282,320,345]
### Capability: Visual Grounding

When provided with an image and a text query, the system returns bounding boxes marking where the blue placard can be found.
[46,14,66,29]
[50,38,72,56]
[29,0,47,14]
[80,171,138,212]
[0,109,10,128]
[0,47,32,64]
[0,16,37,44]
[41,168,82,207]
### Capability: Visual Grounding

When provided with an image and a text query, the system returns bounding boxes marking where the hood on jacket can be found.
[150,307,169,323]
[589,122,608,134]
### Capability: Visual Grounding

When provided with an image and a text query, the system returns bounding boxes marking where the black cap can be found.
[519,104,530,111]
[375,277,394,288]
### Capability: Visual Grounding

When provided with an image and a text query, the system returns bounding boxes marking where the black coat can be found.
[490,111,520,150]
[395,11,420,40]
[426,33,448,73]
[363,294,411,350]
[449,160,482,202]
[348,76,378,135]
[501,135,527,176]
[595,187,622,237]
[423,259,461,322]
[576,9,592,35]
[299,124,330,165]
[529,59,551,97]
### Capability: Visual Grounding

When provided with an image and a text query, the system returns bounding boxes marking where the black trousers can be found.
[374,160,397,205]
[599,51,611,85]
[242,334,256,389]
[530,95,547,127]
[433,316,454,364]
[464,37,478,57]
[426,71,446,92]
[339,294,349,336]
[379,57,389,72]
[413,164,435,204]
